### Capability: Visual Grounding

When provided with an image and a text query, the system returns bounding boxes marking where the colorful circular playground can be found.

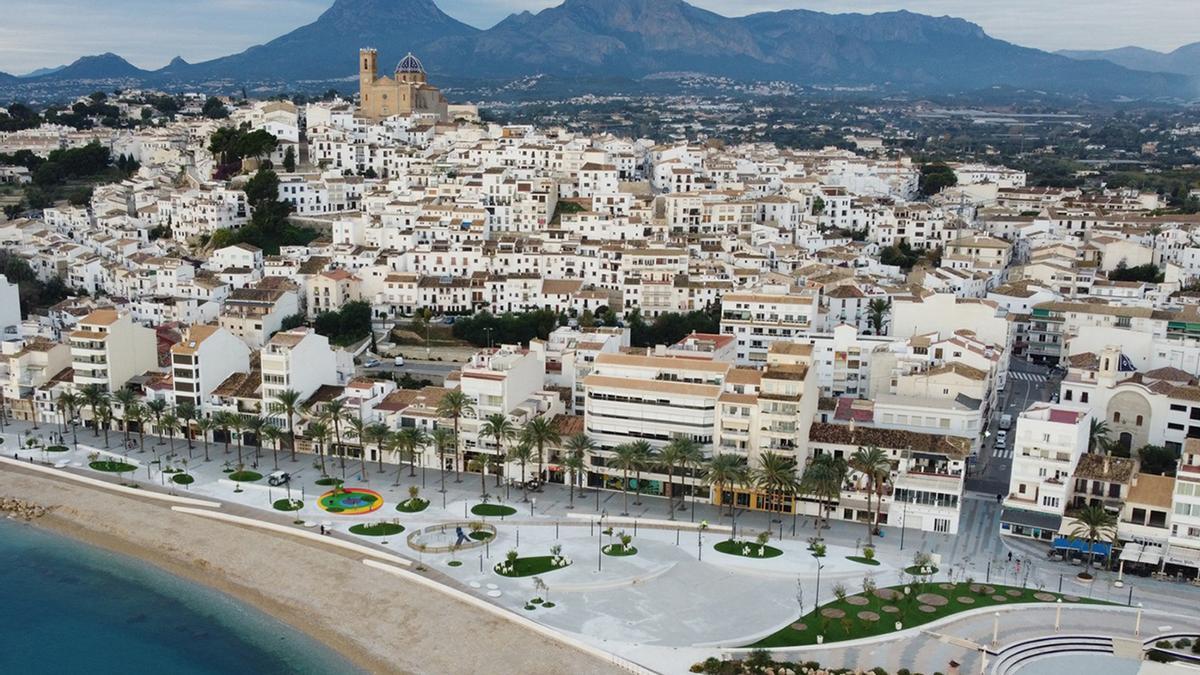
[318,488,383,515]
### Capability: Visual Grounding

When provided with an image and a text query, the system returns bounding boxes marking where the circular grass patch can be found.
[396,498,429,513]
[714,540,783,559]
[90,460,136,473]
[469,531,493,541]
[171,473,195,485]
[228,470,262,482]
[45,445,69,453]
[603,544,638,557]
[847,555,881,566]
[904,565,939,575]
[349,522,404,536]
[472,503,517,517]
[273,498,303,512]
[541,601,556,608]
[315,477,343,486]
[448,560,463,567]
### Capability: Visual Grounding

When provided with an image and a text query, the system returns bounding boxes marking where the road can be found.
[966,358,1061,496]
[361,359,460,384]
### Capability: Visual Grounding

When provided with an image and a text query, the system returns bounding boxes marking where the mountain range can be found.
[7,0,1194,98]
[1059,42,1200,78]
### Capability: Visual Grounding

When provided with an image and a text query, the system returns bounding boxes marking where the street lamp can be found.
[1135,602,1144,636]
[992,612,1000,647]
[531,497,536,517]
[813,555,826,615]
[1054,598,1063,632]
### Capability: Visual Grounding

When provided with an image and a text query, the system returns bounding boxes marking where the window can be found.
[1136,415,1144,427]
[1081,392,1089,403]
[1113,412,1121,423]
[1064,390,1073,401]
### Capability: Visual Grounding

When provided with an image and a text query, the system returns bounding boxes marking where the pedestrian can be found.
[1007,551,1012,562]
[319,524,325,535]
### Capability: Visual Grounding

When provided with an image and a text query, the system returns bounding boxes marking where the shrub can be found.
[1175,638,1192,648]
[1156,641,1173,649]
[863,546,875,561]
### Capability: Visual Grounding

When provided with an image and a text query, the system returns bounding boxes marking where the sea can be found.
[0,517,360,674]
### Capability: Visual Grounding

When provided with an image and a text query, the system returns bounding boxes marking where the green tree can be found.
[918,162,957,196]
[866,298,891,335]
[202,97,229,119]
[1068,503,1117,579]
[754,452,799,533]
[705,454,748,517]
[436,390,474,483]
[481,413,516,488]
[849,446,891,545]
[521,416,560,487]
[612,443,648,516]
[1138,445,1180,476]
[507,442,537,502]
[269,389,304,461]
[802,453,847,531]
[244,168,280,206]
[282,145,296,172]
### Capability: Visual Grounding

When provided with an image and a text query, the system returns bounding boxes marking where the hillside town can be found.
[4,50,1200,670]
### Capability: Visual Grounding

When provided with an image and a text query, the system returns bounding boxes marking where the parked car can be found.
[268,471,291,486]
[394,356,406,367]
[999,414,1013,430]
[363,358,380,368]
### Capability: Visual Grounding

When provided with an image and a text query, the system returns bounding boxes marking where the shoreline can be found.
[0,466,622,675]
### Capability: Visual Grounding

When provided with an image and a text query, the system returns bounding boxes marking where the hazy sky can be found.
[2,0,1197,74]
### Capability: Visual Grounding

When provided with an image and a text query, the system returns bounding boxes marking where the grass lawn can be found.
[349,522,404,536]
[315,477,342,486]
[171,474,195,485]
[469,531,494,541]
[495,556,570,578]
[448,560,463,567]
[90,461,136,473]
[45,445,69,452]
[603,543,638,557]
[396,498,429,513]
[905,565,939,575]
[472,503,517,517]
[846,555,881,566]
[750,582,1111,648]
[273,498,303,511]
[715,539,784,559]
[228,470,263,482]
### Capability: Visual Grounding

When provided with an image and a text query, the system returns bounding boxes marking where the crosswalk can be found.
[1008,371,1047,383]
[992,447,1013,459]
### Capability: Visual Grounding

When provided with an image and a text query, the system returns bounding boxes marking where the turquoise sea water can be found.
[0,518,360,674]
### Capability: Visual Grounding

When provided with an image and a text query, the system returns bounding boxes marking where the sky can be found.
[1,0,1197,74]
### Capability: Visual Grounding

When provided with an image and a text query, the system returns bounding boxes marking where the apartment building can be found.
[1000,403,1092,541]
[260,327,338,406]
[720,290,820,363]
[169,324,251,411]
[69,309,157,392]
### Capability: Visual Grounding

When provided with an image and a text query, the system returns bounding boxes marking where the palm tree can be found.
[755,451,799,531]
[866,298,892,335]
[270,389,304,461]
[244,415,266,463]
[507,442,537,502]
[660,436,695,519]
[563,450,585,509]
[113,388,139,448]
[213,411,233,456]
[365,422,392,474]
[78,384,109,438]
[195,417,215,463]
[521,416,560,486]
[95,402,113,448]
[383,431,406,486]
[678,440,706,518]
[260,424,282,469]
[306,421,331,476]
[343,415,367,479]
[563,433,595,495]
[176,402,198,450]
[431,427,455,493]
[469,453,493,498]
[1068,503,1118,579]
[320,399,350,479]
[399,427,429,478]
[160,411,179,455]
[436,390,474,483]
[145,398,168,445]
[705,454,749,517]
[1089,418,1112,454]
[228,414,247,466]
[849,446,892,546]
[629,440,653,507]
[56,391,79,447]
[481,413,515,487]
[128,402,148,452]
[802,454,847,532]
[611,443,644,516]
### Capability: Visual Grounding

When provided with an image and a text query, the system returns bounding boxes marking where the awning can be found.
[1053,536,1111,558]
[1165,545,1200,569]
[1000,507,1063,532]
[1119,543,1163,566]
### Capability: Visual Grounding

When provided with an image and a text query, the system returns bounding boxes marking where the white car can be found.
[267,471,291,486]
[363,358,380,368]
[394,356,406,367]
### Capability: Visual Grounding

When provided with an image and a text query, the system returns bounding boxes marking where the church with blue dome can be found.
[358,48,450,121]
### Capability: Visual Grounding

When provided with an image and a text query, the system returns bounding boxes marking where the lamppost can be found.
[1054,598,1063,632]
[899,493,909,550]
[1135,602,1144,636]
[698,521,708,561]
[531,497,536,518]
[991,612,1000,647]
[484,327,494,350]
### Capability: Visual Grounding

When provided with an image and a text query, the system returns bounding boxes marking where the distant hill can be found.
[15,0,1194,98]
[0,71,17,85]
[36,53,150,81]
[1059,42,1200,78]
[172,0,477,82]
[20,65,65,78]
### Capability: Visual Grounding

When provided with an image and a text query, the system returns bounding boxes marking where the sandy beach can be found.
[0,465,624,675]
